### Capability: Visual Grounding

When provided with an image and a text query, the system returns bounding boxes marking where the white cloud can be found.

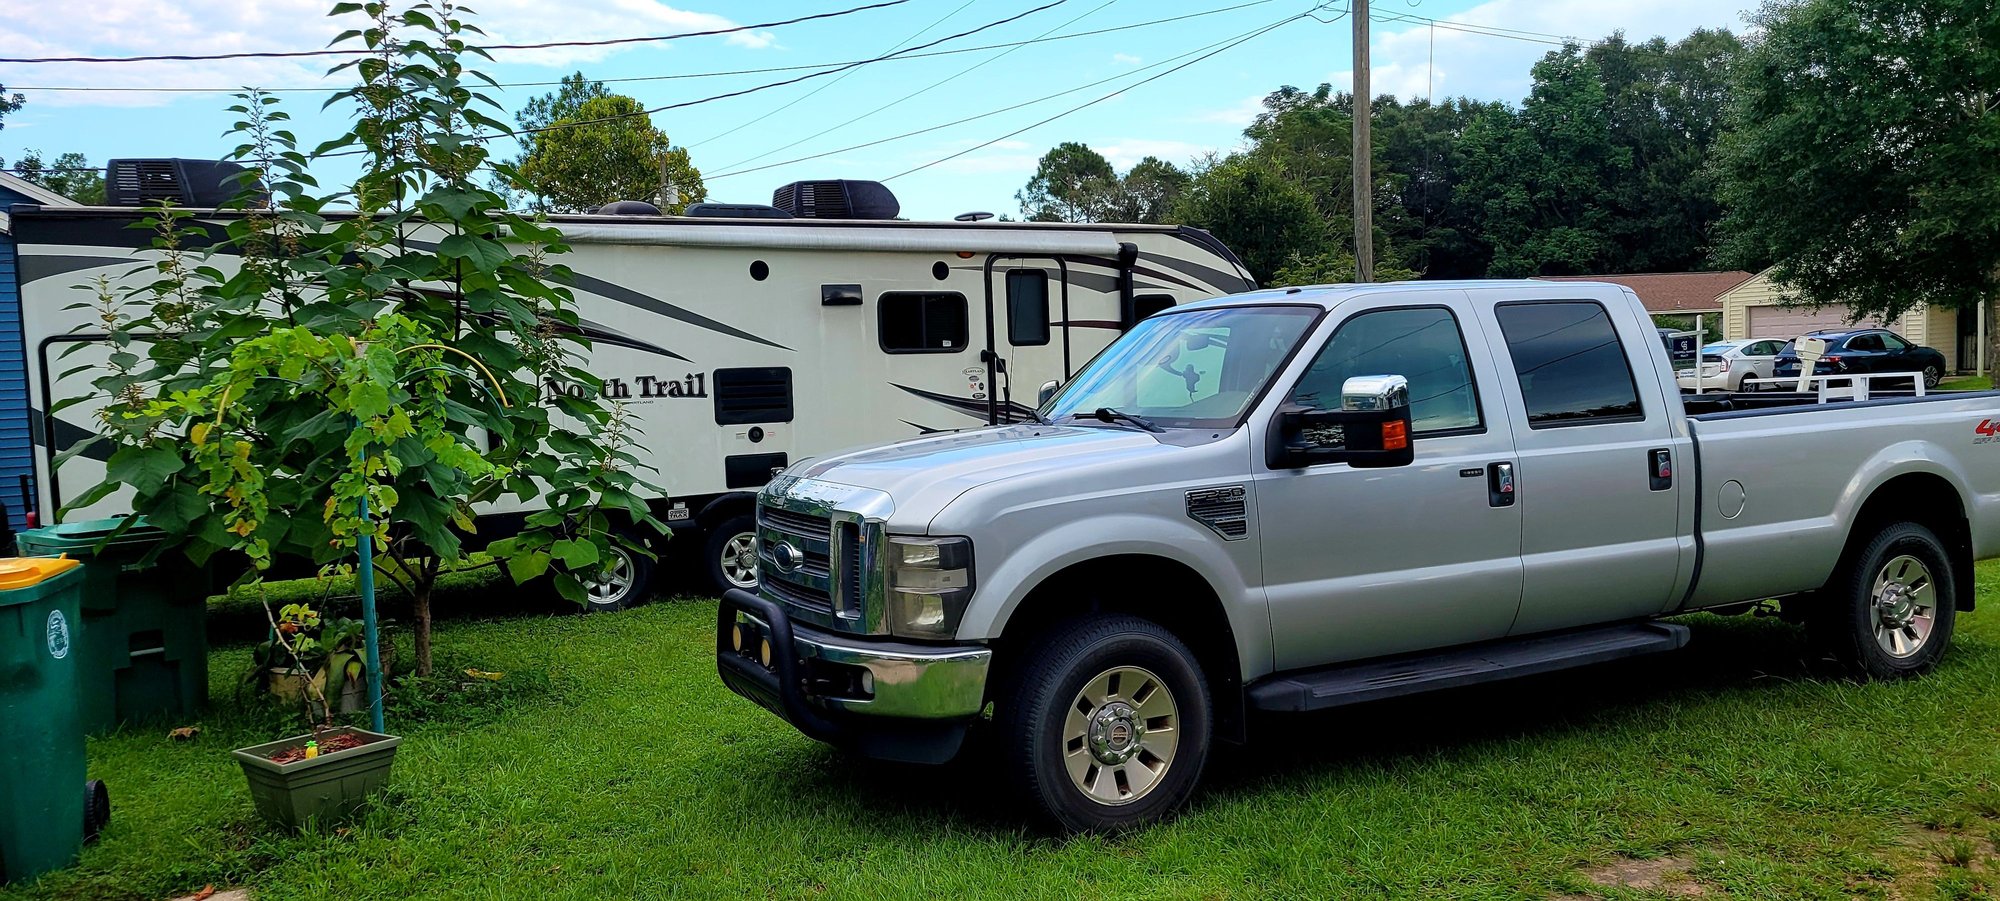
[1095,138,1216,170]
[0,0,772,108]
[1190,94,1267,127]
[1111,52,1142,66]
[1341,0,1752,104]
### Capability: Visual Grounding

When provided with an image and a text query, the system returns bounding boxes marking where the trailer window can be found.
[1494,301,1643,428]
[1006,270,1050,346]
[880,291,969,353]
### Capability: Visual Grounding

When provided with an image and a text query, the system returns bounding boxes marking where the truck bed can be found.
[1682,390,2000,609]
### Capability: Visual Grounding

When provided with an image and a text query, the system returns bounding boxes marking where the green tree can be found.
[1110,156,1189,224]
[1017,142,1118,221]
[0,84,21,134]
[510,75,706,213]
[1170,160,1325,283]
[1715,0,2000,363]
[74,3,663,677]
[10,151,106,204]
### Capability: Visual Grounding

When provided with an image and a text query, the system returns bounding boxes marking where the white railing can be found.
[1740,371,1928,402]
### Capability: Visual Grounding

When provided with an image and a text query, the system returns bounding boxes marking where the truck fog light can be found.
[731,621,747,653]
[758,637,775,669]
[860,670,875,696]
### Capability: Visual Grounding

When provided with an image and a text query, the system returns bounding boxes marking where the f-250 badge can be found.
[1976,419,2000,444]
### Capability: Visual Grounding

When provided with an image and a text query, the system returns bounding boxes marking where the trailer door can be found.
[984,257,1072,424]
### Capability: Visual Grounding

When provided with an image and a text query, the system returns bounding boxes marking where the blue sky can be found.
[1,0,1753,220]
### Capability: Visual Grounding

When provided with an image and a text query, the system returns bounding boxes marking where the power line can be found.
[704,9,1303,182]
[685,0,980,150]
[8,1,1281,95]
[711,0,1120,172]
[884,11,1308,181]
[0,0,915,65]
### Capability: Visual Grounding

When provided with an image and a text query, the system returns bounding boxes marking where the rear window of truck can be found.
[1494,301,1644,428]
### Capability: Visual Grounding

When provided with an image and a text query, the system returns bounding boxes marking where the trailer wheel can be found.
[705,514,759,594]
[998,614,1211,833]
[1808,521,1956,679]
[582,538,655,613]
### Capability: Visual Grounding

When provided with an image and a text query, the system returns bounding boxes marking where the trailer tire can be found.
[997,614,1211,833]
[704,514,760,594]
[1808,521,1956,679]
[582,537,656,613]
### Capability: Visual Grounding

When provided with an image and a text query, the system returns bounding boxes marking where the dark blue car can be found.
[1770,328,1949,389]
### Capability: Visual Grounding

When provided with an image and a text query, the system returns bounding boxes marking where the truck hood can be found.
[787,423,1183,530]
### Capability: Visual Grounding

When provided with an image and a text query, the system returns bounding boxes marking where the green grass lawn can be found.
[12,566,2000,901]
[1941,374,1994,392]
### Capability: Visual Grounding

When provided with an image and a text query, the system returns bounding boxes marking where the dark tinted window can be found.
[1845,333,1883,352]
[1495,302,1643,428]
[1005,269,1050,346]
[1132,294,1176,322]
[1879,332,1909,351]
[1289,306,1481,436]
[879,292,968,353]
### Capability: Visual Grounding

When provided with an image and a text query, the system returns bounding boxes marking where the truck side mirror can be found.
[1037,380,1062,407]
[1265,375,1415,470]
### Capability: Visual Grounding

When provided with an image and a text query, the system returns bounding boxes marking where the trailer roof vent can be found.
[105,159,258,207]
[683,202,793,219]
[596,200,661,216]
[771,180,900,220]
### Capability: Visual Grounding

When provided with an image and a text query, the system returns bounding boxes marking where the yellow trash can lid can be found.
[0,556,81,590]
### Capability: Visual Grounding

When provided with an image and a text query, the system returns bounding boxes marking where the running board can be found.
[1247,622,1691,713]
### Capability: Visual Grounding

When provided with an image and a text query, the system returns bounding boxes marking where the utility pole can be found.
[1351,0,1374,283]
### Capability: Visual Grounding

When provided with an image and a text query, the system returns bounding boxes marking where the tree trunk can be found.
[413,585,433,677]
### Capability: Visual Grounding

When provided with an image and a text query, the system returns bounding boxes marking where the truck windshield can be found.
[1041,305,1321,429]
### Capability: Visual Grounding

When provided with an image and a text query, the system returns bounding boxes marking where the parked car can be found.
[718,280,1997,832]
[1678,338,1786,392]
[1772,328,1949,389]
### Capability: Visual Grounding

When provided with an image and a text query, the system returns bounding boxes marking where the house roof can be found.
[1534,271,1756,315]
[0,170,82,235]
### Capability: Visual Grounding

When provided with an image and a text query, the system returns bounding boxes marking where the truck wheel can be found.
[998,614,1211,833]
[583,538,656,613]
[704,514,759,594]
[1809,521,1956,679]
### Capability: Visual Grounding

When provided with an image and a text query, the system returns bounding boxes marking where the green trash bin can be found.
[0,556,93,884]
[16,519,211,732]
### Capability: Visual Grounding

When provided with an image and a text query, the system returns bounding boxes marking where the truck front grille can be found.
[758,505,833,614]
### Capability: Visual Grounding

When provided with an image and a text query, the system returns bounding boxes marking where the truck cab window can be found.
[879,291,969,353]
[1494,301,1643,427]
[1005,269,1051,346]
[1288,306,1482,436]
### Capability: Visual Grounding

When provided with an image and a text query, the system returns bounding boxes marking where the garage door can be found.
[1745,304,1887,342]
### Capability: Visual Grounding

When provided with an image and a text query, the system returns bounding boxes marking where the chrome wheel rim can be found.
[1924,366,1941,388]
[1063,665,1179,806]
[588,547,636,606]
[1872,554,1937,658]
[720,532,759,589]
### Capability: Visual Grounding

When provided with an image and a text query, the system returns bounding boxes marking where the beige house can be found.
[1719,268,1971,371]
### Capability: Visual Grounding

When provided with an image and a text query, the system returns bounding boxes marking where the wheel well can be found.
[994,555,1247,742]
[696,493,757,531]
[1848,472,1973,611]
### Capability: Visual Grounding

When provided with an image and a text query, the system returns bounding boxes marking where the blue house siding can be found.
[0,227,33,530]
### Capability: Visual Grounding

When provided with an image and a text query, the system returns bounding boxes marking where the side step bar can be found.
[1247,621,1691,713]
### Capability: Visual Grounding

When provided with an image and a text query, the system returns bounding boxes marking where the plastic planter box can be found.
[232,727,401,831]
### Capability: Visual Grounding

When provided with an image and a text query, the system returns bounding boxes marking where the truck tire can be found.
[704,514,759,594]
[997,614,1212,833]
[583,536,656,613]
[1808,521,1956,679]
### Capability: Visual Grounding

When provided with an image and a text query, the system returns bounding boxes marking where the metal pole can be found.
[357,494,385,734]
[1352,0,1373,283]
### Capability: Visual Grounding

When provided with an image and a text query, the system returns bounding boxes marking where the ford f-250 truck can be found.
[717,280,1999,831]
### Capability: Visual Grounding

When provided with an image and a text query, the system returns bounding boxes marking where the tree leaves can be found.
[106,445,185,495]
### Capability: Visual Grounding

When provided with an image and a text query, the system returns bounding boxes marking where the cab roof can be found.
[1170,279,1636,312]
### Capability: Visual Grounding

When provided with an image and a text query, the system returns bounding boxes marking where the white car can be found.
[1679,338,1787,391]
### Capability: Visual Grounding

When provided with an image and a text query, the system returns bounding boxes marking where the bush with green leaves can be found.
[63,0,664,676]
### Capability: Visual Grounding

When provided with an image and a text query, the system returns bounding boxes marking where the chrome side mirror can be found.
[1037,379,1062,407]
[1340,374,1410,412]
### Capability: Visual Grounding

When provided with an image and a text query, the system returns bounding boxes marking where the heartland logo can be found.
[545,372,709,402]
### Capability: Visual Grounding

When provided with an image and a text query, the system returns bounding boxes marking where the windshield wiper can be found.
[1078,407,1164,432]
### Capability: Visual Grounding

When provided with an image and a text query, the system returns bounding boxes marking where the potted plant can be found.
[234,596,401,831]
[250,602,388,717]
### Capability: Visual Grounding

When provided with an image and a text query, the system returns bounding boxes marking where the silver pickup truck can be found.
[717,280,2000,831]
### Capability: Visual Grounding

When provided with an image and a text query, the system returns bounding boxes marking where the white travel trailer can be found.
[5,170,1253,606]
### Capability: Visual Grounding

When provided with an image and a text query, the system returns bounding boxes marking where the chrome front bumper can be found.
[717,589,991,761]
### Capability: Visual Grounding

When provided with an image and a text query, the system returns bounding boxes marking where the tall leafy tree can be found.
[1715,0,2000,364]
[1170,159,1324,283]
[509,74,706,213]
[1110,156,1190,224]
[1017,142,1119,221]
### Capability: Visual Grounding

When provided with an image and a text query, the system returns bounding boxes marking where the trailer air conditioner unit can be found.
[105,159,259,208]
[770,180,900,220]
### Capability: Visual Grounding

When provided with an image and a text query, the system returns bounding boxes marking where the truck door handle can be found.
[1649,448,1673,491]
[1487,461,1515,507]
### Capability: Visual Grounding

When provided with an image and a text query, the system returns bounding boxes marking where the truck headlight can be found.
[886,536,974,639]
